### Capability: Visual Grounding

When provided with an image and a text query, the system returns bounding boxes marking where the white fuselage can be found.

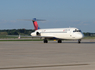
[31,28,84,40]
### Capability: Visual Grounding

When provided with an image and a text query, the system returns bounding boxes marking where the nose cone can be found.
[77,33,84,39]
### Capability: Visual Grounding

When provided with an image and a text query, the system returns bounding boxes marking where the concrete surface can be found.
[0,39,95,70]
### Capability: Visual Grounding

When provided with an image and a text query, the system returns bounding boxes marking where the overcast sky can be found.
[0,0,95,32]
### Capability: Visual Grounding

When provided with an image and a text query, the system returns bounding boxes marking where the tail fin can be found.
[32,18,40,30]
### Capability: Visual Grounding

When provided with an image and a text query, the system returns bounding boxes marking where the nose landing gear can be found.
[78,39,81,43]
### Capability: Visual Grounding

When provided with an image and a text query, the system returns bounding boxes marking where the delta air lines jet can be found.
[31,18,84,43]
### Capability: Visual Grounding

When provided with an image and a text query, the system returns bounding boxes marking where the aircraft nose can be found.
[78,33,84,39]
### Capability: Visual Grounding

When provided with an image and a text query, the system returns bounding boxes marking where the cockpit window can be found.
[73,29,81,32]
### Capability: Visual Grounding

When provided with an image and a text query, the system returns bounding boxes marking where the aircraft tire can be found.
[43,39,48,43]
[58,40,62,43]
[78,39,81,44]
[78,41,81,43]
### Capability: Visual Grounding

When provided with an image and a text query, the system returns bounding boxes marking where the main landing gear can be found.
[43,39,48,43]
[58,39,62,43]
[43,39,62,43]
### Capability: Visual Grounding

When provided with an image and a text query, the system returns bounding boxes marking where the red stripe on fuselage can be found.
[33,21,38,30]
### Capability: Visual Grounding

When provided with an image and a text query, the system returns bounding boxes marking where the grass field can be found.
[0,35,18,38]
[0,35,42,41]
[83,36,95,39]
[0,39,43,41]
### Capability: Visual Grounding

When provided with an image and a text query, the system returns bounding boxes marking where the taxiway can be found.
[0,39,95,70]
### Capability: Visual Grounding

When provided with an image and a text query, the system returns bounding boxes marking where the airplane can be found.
[31,18,84,43]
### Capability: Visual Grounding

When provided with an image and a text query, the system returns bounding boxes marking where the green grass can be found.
[0,35,18,38]
[83,36,95,39]
[0,39,43,41]
[0,35,42,41]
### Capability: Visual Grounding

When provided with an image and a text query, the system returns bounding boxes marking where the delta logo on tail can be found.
[32,18,40,30]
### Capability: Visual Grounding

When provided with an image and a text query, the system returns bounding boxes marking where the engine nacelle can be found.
[36,32,40,36]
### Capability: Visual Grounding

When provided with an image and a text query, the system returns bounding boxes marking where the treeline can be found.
[83,32,95,36]
[0,29,35,35]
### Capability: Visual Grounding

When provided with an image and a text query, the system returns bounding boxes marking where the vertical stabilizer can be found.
[32,18,40,30]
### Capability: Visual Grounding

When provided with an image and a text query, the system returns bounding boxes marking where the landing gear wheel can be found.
[78,39,81,44]
[58,40,62,43]
[43,39,48,43]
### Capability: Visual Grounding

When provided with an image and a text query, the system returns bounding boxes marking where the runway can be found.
[0,39,95,70]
